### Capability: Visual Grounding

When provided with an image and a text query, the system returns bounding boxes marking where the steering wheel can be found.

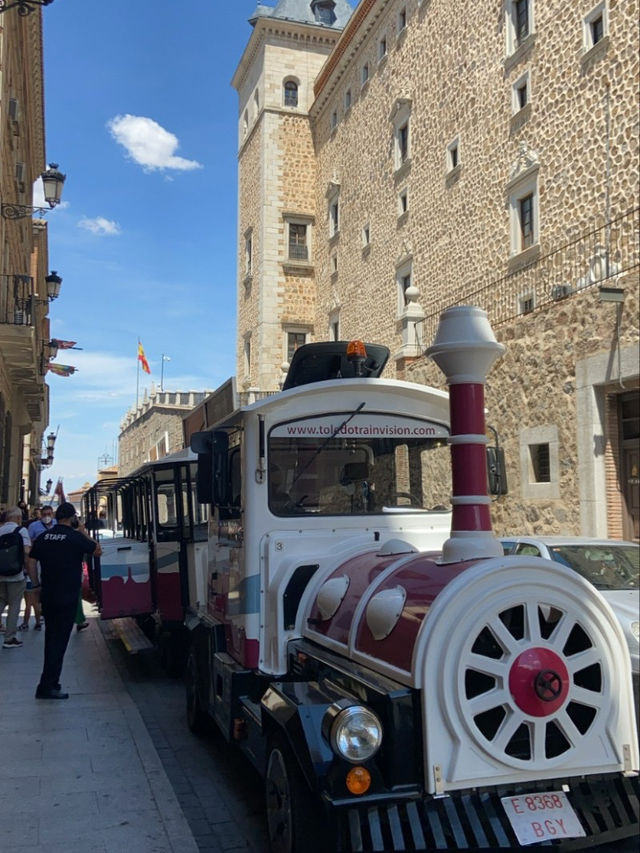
[389,491,422,507]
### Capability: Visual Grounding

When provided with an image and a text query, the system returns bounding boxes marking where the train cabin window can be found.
[268,413,451,516]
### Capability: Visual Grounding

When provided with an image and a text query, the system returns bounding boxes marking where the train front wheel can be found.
[265,735,326,853]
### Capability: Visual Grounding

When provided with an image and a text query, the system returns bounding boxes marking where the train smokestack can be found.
[427,306,505,563]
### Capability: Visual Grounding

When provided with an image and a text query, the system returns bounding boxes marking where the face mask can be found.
[42,516,53,524]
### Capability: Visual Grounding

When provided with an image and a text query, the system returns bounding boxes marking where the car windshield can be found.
[549,544,640,590]
[268,412,451,516]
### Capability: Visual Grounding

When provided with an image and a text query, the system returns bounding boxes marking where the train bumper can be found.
[339,773,639,851]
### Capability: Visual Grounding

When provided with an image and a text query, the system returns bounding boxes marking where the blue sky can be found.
[37,0,354,495]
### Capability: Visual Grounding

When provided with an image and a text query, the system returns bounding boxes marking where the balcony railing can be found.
[288,243,309,261]
[415,207,639,347]
[0,275,35,326]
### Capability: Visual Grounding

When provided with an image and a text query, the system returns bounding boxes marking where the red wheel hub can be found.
[508,647,569,717]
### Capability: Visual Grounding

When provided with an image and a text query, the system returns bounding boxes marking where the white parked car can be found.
[500,536,639,702]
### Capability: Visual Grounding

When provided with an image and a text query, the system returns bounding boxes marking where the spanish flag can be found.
[138,341,151,374]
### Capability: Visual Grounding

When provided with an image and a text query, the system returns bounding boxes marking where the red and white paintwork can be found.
[300,306,639,793]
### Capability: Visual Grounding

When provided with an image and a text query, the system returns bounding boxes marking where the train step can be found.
[103,617,154,654]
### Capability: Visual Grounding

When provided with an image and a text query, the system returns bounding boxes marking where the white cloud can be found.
[78,216,122,236]
[107,114,202,172]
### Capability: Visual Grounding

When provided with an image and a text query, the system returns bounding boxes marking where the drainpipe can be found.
[427,306,505,563]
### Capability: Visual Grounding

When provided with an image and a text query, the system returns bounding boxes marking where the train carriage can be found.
[83,448,208,672]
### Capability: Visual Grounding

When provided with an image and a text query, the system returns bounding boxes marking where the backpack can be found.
[0,527,25,577]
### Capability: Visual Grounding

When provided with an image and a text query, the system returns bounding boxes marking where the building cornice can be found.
[232,16,341,94]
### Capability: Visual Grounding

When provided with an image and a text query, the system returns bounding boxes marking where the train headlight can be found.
[324,702,382,763]
[631,620,639,641]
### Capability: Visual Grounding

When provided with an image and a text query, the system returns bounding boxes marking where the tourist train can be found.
[85,307,639,852]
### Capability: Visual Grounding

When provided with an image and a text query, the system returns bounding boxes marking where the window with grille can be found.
[287,331,307,362]
[530,443,550,482]
[288,223,308,261]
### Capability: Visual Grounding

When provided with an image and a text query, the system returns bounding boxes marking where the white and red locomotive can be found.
[88,306,638,851]
[182,306,639,851]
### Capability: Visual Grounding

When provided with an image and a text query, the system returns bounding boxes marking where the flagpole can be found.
[136,338,140,408]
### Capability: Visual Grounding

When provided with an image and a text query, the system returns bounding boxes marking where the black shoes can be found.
[35,686,69,700]
[76,622,89,632]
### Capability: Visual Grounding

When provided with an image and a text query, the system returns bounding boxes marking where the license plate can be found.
[501,791,586,845]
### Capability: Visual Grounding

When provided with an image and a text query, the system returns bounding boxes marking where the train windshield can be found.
[268,412,451,516]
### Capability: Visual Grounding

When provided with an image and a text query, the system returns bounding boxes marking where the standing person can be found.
[17,500,29,526]
[29,502,102,700]
[28,505,54,542]
[21,505,55,631]
[0,506,36,648]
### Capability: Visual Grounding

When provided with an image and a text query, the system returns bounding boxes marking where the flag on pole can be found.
[47,363,77,376]
[51,339,78,350]
[54,478,66,504]
[138,341,151,374]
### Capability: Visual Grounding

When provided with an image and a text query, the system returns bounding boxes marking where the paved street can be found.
[101,625,268,853]
[2,606,636,853]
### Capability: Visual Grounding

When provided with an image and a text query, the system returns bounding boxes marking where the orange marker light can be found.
[346,339,367,359]
[346,766,372,795]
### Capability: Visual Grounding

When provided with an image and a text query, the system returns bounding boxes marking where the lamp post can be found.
[0,0,54,16]
[1,163,65,220]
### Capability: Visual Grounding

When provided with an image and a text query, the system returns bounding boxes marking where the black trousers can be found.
[39,598,77,690]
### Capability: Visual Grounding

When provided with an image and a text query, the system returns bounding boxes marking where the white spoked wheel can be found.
[428,561,624,774]
[459,592,607,767]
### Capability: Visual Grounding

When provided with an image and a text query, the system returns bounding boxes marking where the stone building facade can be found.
[233,0,639,539]
[0,7,57,509]
[118,389,209,476]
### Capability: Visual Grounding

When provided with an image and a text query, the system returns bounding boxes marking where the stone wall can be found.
[234,19,340,389]
[118,390,208,475]
[309,0,638,357]
[406,272,639,536]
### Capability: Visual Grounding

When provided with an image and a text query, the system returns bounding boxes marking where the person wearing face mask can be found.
[27,506,54,542]
[20,506,54,631]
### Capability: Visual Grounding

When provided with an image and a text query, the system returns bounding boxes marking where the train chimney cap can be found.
[426,306,504,385]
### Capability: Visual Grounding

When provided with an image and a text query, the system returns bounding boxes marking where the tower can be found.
[232,0,353,394]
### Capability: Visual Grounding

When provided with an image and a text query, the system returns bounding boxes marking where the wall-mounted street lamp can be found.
[1,163,65,219]
[0,0,53,16]
[40,430,56,467]
[45,270,62,300]
[45,478,53,494]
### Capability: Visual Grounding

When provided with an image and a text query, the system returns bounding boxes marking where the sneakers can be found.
[18,623,29,631]
[3,637,23,649]
[34,623,42,631]
[76,621,89,632]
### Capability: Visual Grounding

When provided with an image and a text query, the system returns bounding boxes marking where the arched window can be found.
[284,80,298,108]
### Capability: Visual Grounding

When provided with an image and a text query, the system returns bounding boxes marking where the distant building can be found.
[119,388,211,475]
[233,0,639,539]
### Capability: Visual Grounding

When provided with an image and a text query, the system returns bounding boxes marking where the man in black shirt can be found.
[29,502,103,699]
